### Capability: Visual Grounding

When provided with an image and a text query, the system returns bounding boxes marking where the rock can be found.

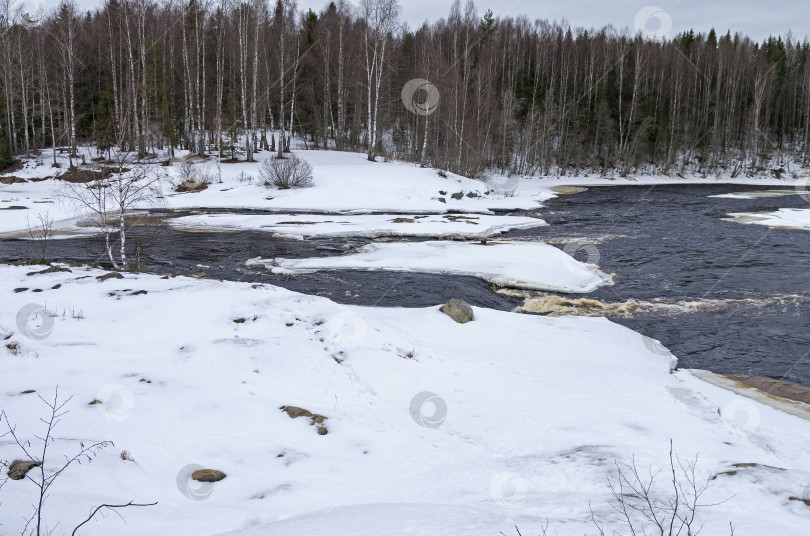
[440,298,474,324]
[280,405,328,428]
[8,460,41,480]
[176,180,208,193]
[13,288,27,293]
[317,426,328,435]
[438,198,446,203]
[451,192,464,200]
[26,265,71,276]
[191,469,226,482]
[97,272,124,281]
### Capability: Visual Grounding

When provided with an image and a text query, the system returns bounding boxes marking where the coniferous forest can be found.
[1,0,809,177]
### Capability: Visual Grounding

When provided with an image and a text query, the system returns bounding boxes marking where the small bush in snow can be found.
[177,160,212,185]
[259,154,314,189]
[236,171,255,185]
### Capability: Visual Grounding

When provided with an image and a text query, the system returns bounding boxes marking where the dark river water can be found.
[2,183,809,386]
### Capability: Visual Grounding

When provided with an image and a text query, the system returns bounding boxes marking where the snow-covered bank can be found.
[5,147,810,238]
[170,213,546,239]
[724,207,810,231]
[0,149,549,237]
[1,265,809,536]
[249,240,610,293]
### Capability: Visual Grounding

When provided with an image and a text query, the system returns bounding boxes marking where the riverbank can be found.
[1,263,809,536]
[3,147,810,238]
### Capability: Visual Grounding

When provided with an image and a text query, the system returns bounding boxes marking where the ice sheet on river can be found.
[724,207,810,230]
[249,240,611,293]
[170,212,547,239]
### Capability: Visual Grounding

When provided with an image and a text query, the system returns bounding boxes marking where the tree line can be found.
[1,0,808,178]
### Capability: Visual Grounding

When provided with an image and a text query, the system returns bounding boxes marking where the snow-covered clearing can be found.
[1,264,809,536]
[724,207,810,230]
[170,213,546,239]
[248,240,609,293]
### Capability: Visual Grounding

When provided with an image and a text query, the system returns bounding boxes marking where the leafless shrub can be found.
[0,388,156,536]
[236,171,255,184]
[25,213,54,264]
[258,154,314,189]
[589,441,732,536]
[508,442,733,536]
[0,389,111,536]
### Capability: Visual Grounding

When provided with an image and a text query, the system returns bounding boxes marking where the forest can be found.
[1,0,809,178]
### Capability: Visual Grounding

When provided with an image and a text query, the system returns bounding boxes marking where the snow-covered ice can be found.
[725,207,810,230]
[170,213,547,239]
[249,240,610,293]
[1,265,809,536]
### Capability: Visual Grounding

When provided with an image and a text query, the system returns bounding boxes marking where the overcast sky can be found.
[297,0,807,43]
[29,0,808,43]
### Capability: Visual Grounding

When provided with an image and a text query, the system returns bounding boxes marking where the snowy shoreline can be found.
[3,148,810,238]
[1,263,809,536]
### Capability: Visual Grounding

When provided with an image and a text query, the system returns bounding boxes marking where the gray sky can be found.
[28,0,808,43]
[299,0,808,42]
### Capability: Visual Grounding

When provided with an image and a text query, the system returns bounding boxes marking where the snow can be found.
[170,213,547,239]
[0,149,550,237]
[1,265,809,536]
[4,147,810,535]
[248,240,610,293]
[724,207,810,230]
[5,147,810,238]
[709,189,803,199]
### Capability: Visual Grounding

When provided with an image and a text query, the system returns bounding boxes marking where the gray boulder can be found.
[8,460,41,480]
[440,298,474,324]
[191,469,226,482]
